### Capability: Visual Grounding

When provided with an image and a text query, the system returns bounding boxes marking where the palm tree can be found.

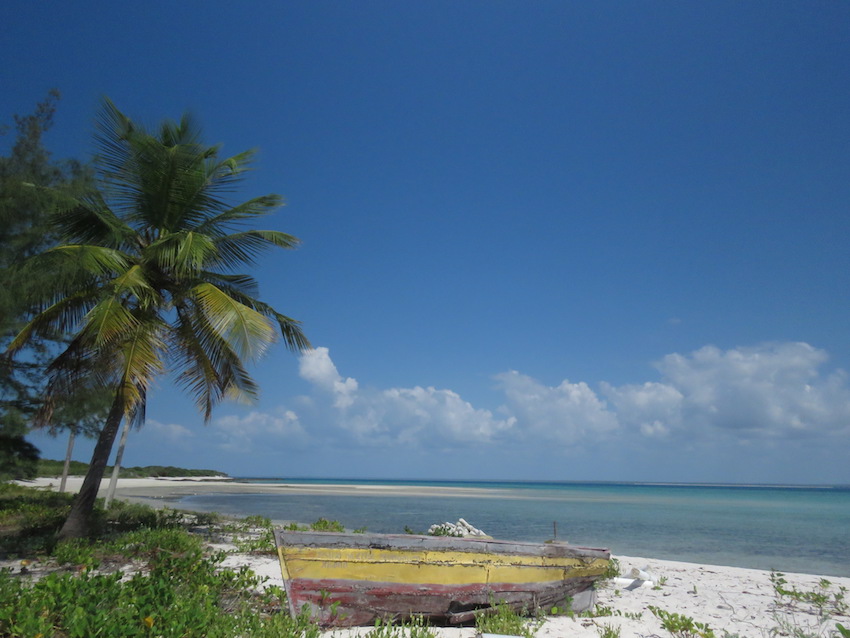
[6,99,309,538]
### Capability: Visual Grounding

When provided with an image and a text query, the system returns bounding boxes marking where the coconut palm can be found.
[6,99,309,538]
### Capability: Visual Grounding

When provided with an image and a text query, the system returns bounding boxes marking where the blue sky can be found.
[4,1,850,484]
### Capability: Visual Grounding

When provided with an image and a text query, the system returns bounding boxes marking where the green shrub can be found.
[475,600,541,638]
[364,616,437,638]
[649,606,715,638]
[310,517,345,532]
[0,528,321,638]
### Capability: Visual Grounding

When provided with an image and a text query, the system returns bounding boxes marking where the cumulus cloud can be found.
[605,342,850,440]
[298,347,358,408]
[145,419,195,442]
[295,348,515,445]
[495,371,618,443]
[216,342,850,459]
[213,408,306,453]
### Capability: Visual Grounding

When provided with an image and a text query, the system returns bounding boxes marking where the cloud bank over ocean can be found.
[209,342,850,459]
[56,341,849,482]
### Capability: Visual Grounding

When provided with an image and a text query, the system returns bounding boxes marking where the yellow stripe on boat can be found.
[278,545,608,585]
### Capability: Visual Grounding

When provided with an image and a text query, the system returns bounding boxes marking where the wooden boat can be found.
[273,529,611,627]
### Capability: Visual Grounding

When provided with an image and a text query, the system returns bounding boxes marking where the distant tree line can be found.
[35,459,228,478]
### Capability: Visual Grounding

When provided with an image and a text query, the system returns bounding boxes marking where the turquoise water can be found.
[176,480,850,577]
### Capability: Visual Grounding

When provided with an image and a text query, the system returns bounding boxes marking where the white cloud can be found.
[495,371,619,443]
[377,386,516,443]
[145,419,195,441]
[296,348,515,445]
[208,342,850,463]
[213,408,306,453]
[298,347,359,408]
[606,343,850,440]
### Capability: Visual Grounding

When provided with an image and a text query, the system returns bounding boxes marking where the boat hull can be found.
[274,530,610,627]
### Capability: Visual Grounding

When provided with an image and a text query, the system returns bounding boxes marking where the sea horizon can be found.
[234,476,850,490]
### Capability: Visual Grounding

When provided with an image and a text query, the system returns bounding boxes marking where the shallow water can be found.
[177,480,850,577]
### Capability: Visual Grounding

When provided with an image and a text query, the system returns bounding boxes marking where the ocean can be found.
[175,479,850,578]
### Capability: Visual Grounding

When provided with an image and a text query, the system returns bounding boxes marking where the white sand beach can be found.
[16,477,850,637]
[219,543,850,637]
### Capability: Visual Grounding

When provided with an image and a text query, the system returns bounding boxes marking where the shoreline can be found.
[11,477,850,636]
[16,476,848,575]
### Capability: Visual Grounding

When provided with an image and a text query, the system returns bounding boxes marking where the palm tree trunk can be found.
[104,419,131,508]
[59,428,76,493]
[58,394,124,540]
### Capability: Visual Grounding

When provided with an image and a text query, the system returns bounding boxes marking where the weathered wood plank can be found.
[274,530,610,627]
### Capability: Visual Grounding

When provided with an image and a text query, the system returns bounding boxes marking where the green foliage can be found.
[601,556,622,580]
[0,487,322,638]
[0,434,40,480]
[0,482,74,555]
[649,606,716,638]
[364,616,437,638]
[770,571,849,617]
[229,515,276,554]
[0,534,321,638]
[1,91,108,479]
[0,484,203,558]
[597,622,622,638]
[836,623,849,637]
[6,98,309,538]
[282,517,346,533]
[475,600,542,638]
[310,517,345,532]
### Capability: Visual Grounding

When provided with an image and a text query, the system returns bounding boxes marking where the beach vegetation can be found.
[770,571,850,638]
[771,571,849,617]
[0,534,320,638]
[597,622,622,638]
[601,556,622,580]
[475,600,542,638]
[1,485,324,637]
[310,516,345,532]
[649,606,716,638]
[4,98,309,539]
[364,616,437,638]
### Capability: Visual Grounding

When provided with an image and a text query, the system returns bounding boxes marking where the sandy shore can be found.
[221,550,850,638]
[16,477,850,636]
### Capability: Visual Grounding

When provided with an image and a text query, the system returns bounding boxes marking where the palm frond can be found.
[144,231,217,276]
[51,195,136,248]
[191,282,277,361]
[114,319,167,416]
[78,296,140,349]
[6,285,104,356]
[170,303,259,419]
[212,230,300,269]
[45,244,130,277]
[193,194,283,235]
[212,293,310,353]
[200,272,260,298]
